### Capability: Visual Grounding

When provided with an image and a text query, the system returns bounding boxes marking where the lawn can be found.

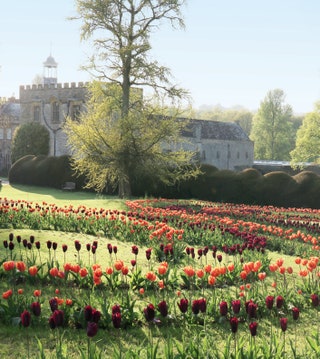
[1,183,320,358]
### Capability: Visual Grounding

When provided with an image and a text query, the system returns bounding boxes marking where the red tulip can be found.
[265,295,274,310]
[112,312,121,328]
[292,307,300,321]
[30,301,41,317]
[232,300,241,314]
[158,300,168,317]
[276,295,284,309]
[220,301,228,316]
[311,294,320,307]
[143,303,155,321]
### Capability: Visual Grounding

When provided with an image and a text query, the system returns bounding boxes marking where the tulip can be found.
[158,300,168,317]
[87,322,98,337]
[292,307,300,321]
[143,303,155,321]
[35,241,41,250]
[112,312,121,328]
[29,235,35,244]
[46,240,52,249]
[49,298,58,312]
[146,248,152,260]
[230,317,239,333]
[311,294,320,307]
[217,254,223,263]
[249,321,258,337]
[62,244,68,252]
[280,317,287,332]
[91,309,101,323]
[9,233,14,241]
[84,305,93,322]
[276,295,284,309]
[219,301,228,316]
[246,301,258,319]
[132,245,139,255]
[232,300,241,315]
[21,310,31,327]
[30,301,41,317]
[51,309,64,327]
[178,298,189,313]
[265,295,274,310]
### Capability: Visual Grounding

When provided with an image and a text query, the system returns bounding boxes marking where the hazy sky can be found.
[1,1,320,114]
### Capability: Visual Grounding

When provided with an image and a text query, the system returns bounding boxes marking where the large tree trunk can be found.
[118,177,132,198]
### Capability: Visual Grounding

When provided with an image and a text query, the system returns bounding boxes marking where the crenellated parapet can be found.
[19,82,90,92]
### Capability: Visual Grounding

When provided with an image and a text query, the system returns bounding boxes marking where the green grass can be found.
[0,182,126,210]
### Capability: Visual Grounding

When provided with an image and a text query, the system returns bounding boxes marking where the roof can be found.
[0,102,20,119]
[43,55,58,68]
[182,119,251,141]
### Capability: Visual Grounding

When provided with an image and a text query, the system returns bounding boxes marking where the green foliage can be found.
[250,89,294,160]
[8,155,84,189]
[290,102,320,167]
[64,82,200,197]
[11,122,49,163]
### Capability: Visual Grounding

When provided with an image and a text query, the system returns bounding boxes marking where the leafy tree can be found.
[67,0,197,197]
[11,122,50,164]
[64,82,198,196]
[250,89,293,160]
[290,102,320,167]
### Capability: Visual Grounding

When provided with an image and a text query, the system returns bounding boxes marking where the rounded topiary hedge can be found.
[8,155,86,190]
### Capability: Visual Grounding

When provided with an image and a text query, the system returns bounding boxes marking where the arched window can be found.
[52,102,59,123]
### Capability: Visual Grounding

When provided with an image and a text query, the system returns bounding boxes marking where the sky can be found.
[1,1,320,114]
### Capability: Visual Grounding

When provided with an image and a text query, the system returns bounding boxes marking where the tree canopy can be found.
[67,0,198,197]
[290,102,320,167]
[11,122,50,164]
[250,89,293,160]
[64,82,198,195]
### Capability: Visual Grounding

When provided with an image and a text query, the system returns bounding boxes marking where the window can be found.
[216,151,220,159]
[246,152,249,159]
[71,104,81,121]
[237,151,240,159]
[34,105,40,122]
[6,129,11,140]
[52,102,59,123]
[202,150,206,160]
[0,129,3,140]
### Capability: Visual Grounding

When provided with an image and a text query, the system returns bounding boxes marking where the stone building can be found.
[0,98,20,172]
[1,55,254,171]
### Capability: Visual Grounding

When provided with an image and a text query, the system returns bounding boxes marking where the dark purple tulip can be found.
[9,242,14,251]
[51,310,64,327]
[247,301,258,319]
[49,298,58,312]
[220,301,228,316]
[158,301,168,317]
[249,321,258,337]
[23,239,28,248]
[230,317,239,333]
[91,309,101,323]
[107,243,113,254]
[86,243,91,251]
[113,246,117,254]
[20,310,31,327]
[87,322,98,337]
[52,242,57,250]
[9,233,14,242]
[232,300,241,315]
[30,301,41,317]
[178,298,189,314]
[112,312,121,328]
[48,315,56,329]
[84,305,93,322]
[27,243,32,250]
[265,295,274,310]
[112,305,121,314]
[311,294,320,307]
[91,246,96,254]
[132,245,139,255]
[16,235,21,243]
[46,240,52,250]
[143,303,155,321]
[276,296,284,309]
[92,240,98,249]
[217,254,223,263]
[197,248,203,258]
[3,240,8,249]
[131,259,136,267]
[62,244,68,253]
[280,317,288,332]
[146,248,152,260]
[198,298,207,313]
[35,241,41,250]
[292,307,300,321]
[29,235,35,244]
[75,240,81,252]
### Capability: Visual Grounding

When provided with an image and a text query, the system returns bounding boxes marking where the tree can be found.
[250,89,293,160]
[64,82,198,195]
[67,0,198,197]
[290,102,320,167]
[11,122,50,164]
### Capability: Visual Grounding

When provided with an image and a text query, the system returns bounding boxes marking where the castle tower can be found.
[43,54,58,85]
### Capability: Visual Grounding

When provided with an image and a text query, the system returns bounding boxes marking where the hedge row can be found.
[7,156,320,209]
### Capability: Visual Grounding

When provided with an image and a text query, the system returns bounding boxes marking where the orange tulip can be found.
[114,260,124,271]
[79,267,88,277]
[16,261,26,272]
[158,265,168,276]
[208,275,216,286]
[258,272,266,281]
[196,269,205,279]
[183,266,195,277]
[105,267,113,275]
[121,266,129,275]
[49,267,59,277]
[3,261,15,271]
[28,266,38,276]
[2,289,13,299]
[17,288,24,295]
[146,271,157,282]
[33,289,41,297]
